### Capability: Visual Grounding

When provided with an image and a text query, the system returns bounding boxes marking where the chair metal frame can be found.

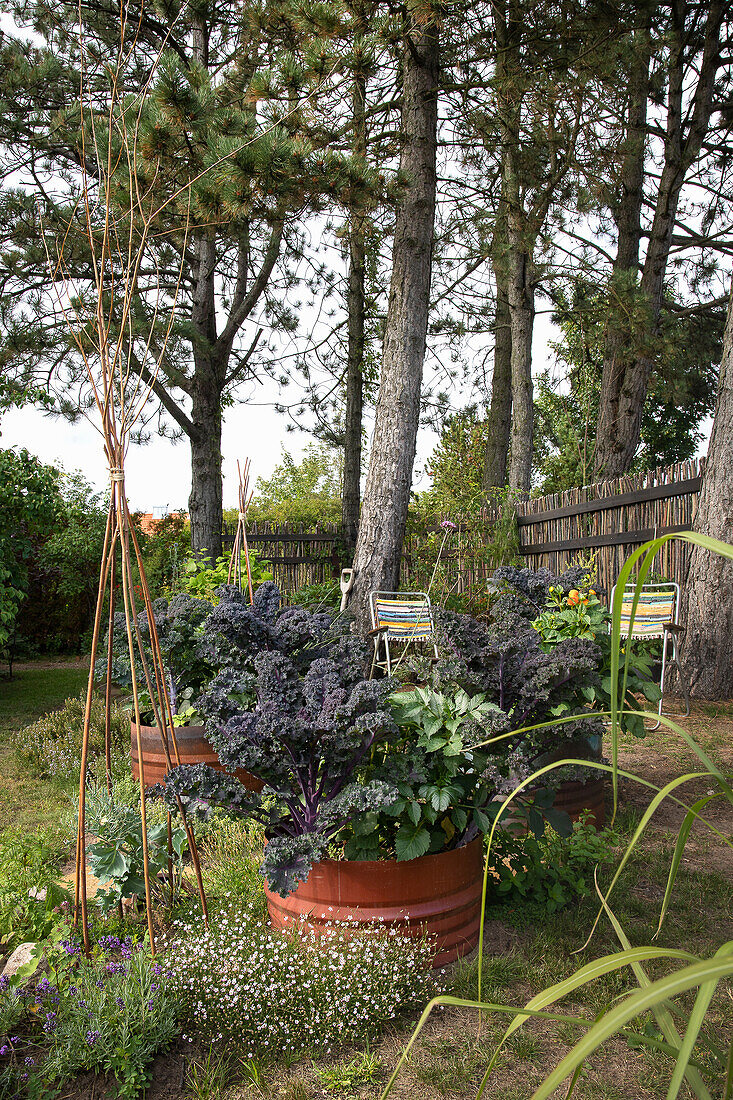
[609,581,691,730]
[368,590,439,677]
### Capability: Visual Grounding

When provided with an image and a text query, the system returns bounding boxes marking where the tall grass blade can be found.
[529,953,733,1100]
[656,793,718,937]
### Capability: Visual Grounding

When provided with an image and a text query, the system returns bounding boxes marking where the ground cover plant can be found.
[166,903,438,1059]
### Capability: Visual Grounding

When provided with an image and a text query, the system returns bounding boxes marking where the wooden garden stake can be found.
[227,458,255,603]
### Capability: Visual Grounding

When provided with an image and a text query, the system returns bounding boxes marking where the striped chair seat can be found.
[618,588,677,639]
[372,595,434,640]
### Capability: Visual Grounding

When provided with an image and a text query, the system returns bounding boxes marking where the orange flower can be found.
[567,589,580,606]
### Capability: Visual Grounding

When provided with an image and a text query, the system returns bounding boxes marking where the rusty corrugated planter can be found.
[130,722,264,793]
[265,837,484,968]
[551,776,606,826]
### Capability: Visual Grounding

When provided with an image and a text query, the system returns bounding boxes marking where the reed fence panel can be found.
[221,460,703,600]
[222,522,344,593]
[515,459,703,594]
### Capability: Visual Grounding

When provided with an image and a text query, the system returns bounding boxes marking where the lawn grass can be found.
[0,662,88,832]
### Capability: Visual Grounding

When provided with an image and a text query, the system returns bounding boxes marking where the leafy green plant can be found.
[345,687,510,862]
[530,579,660,738]
[0,829,68,954]
[380,532,733,1100]
[288,581,341,611]
[314,1048,382,1091]
[179,549,272,603]
[531,584,607,642]
[487,814,617,914]
[84,786,187,913]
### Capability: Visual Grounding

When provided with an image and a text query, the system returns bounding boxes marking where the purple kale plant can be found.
[197,581,369,681]
[95,593,213,721]
[432,605,603,767]
[162,642,396,893]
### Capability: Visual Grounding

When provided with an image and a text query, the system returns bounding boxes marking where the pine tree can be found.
[594,1,729,477]
[0,0,374,557]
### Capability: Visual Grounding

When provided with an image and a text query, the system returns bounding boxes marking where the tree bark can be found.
[348,12,439,629]
[342,21,368,553]
[594,2,724,477]
[189,365,224,562]
[188,231,223,560]
[494,0,535,495]
[482,236,512,492]
[679,284,733,698]
[506,243,535,493]
[594,30,650,476]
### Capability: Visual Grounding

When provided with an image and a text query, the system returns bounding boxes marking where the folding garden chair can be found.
[368,591,439,677]
[609,581,691,730]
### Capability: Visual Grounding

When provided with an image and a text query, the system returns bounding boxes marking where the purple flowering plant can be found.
[0,936,177,1097]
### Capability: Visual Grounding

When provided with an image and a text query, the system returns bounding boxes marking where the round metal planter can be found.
[265,837,484,968]
[551,776,606,827]
[130,722,264,793]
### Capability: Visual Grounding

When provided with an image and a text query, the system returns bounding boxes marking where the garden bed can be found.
[0,666,731,1099]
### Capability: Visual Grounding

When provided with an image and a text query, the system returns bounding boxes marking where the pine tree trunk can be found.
[188,230,223,561]
[594,33,650,478]
[348,15,439,630]
[594,3,723,477]
[342,226,364,550]
[342,42,368,554]
[679,286,733,698]
[188,366,223,562]
[482,261,512,492]
[507,245,535,493]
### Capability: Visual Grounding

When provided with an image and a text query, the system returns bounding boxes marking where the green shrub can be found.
[199,816,265,913]
[288,581,341,611]
[488,816,617,914]
[166,903,438,1060]
[0,828,68,954]
[178,549,272,602]
[17,693,128,782]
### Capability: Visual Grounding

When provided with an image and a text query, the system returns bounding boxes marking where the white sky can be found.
[0,318,561,512]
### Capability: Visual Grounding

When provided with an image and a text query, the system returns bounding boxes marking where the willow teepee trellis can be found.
[226,458,255,602]
[41,2,211,954]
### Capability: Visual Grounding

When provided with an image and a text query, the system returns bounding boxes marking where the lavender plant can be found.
[0,938,176,1099]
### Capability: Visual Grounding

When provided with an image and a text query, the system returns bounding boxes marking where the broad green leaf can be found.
[394,823,431,861]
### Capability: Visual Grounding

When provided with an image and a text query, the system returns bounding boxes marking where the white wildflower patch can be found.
[165,904,439,1059]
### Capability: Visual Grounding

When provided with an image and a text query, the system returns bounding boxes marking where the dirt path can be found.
[617,700,733,880]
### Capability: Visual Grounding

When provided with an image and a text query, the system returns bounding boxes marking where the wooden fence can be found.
[515,459,703,594]
[222,522,344,592]
[222,459,704,599]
